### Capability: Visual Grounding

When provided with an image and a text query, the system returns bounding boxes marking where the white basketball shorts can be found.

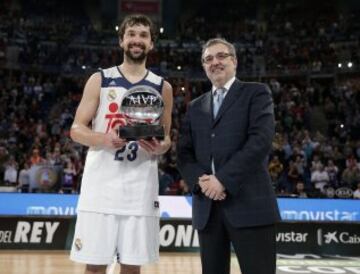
[70,211,160,265]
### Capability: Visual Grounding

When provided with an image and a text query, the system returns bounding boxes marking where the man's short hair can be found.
[118,14,157,42]
[201,38,237,61]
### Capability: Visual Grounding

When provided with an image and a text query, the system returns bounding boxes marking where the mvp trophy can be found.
[119,85,164,140]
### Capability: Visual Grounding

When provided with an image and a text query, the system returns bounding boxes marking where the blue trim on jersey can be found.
[100,67,163,93]
[117,66,150,86]
[138,79,162,93]
[99,69,105,88]
[101,76,132,89]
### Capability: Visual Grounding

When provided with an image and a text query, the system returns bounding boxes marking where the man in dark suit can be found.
[177,38,281,274]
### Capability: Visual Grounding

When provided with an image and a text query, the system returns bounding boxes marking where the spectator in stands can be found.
[3,157,18,185]
[59,160,76,194]
[287,160,301,192]
[345,154,358,168]
[0,146,9,181]
[341,164,360,188]
[158,167,174,195]
[29,148,44,166]
[311,154,323,172]
[294,155,305,180]
[268,155,284,189]
[293,181,308,198]
[325,159,339,188]
[311,164,330,193]
[176,179,190,196]
[17,162,30,192]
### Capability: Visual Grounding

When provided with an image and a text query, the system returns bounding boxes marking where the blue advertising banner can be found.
[277,198,360,222]
[0,193,359,222]
[0,193,78,216]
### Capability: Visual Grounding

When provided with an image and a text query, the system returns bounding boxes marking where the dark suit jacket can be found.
[177,79,281,230]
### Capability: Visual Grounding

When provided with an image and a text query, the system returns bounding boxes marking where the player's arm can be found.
[70,72,126,149]
[138,80,173,155]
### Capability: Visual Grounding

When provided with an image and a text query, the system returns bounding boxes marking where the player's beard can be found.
[124,43,148,64]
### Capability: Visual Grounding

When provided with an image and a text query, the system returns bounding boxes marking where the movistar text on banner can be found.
[0,194,359,222]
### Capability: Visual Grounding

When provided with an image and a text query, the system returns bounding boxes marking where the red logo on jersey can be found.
[105,102,126,133]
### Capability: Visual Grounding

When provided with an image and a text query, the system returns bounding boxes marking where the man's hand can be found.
[198,174,226,200]
[138,136,171,155]
[102,129,127,149]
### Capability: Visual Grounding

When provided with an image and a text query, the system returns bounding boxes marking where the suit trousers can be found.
[198,202,277,274]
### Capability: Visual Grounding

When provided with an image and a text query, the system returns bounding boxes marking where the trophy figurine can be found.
[118,85,164,140]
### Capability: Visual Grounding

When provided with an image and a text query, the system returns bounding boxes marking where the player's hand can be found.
[199,174,226,200]
[103,129,127,149]
[138,137,170,155]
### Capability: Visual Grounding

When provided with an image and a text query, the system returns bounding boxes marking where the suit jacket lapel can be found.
[212,79,243,127]
[200,91,213,126]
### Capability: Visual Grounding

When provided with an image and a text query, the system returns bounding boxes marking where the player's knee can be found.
[120,264,140,274]
[85,264,107,274]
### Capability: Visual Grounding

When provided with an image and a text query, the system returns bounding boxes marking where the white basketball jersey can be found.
[77,66,164,217]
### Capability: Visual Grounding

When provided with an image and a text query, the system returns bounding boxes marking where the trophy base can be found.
[119,124,165,141]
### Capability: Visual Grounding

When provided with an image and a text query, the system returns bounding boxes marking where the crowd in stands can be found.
[1,1,359,76]
[0,0,360,198]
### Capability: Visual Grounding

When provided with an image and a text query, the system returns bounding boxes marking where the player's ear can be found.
[119,38,124,49]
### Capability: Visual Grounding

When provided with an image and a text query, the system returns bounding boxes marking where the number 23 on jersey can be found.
[114,142,139,161]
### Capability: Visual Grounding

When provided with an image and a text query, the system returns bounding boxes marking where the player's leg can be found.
[70,211,119,273]
[85,264,107,274]
[116,215,160,270]
[120,264,140,274]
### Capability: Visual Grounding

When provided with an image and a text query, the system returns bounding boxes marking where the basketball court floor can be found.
[1,251,359,274]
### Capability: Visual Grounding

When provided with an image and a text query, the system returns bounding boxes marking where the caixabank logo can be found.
[317,228,360,246]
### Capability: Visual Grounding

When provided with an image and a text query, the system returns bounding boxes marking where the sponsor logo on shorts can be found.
[154,201,159,208]
[74,238,82,251]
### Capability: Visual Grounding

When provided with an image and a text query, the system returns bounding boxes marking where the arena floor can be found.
[1,251,359,274]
